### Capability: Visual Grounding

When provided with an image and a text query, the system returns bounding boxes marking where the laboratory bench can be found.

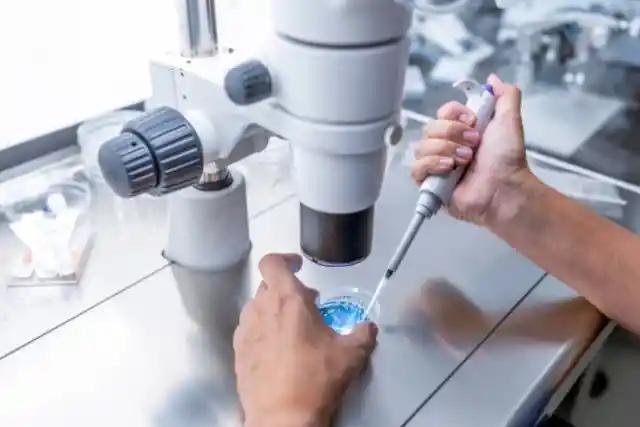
[0,109,618,427]
[0,147,296,359]
[1,29,639,425]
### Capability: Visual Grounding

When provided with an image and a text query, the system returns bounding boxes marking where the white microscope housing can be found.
[98,0,412,270]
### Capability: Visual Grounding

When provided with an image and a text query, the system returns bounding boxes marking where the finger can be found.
[340,322,379,356]
[254,280,269,298]
[232,325,245,352]
[258,253,304,295]
[303,286,320,304]
[235,301,261,350]
[238,300,260,326]
[487,74,522,118]
[415,139,475,164]
[437,101,476,126]
[424,120,481,148]
[278,253,304,273]
[411,156,455,184]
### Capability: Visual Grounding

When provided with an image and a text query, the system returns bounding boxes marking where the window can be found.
[0,0,178,149]
[0,0,272,150]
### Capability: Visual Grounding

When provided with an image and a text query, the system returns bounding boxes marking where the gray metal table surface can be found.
[0,181,169,358]
[0,148,296,359]
[409,274,610,427]
[0,132,606,427]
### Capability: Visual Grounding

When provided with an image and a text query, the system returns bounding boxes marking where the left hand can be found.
[234,253,379,427]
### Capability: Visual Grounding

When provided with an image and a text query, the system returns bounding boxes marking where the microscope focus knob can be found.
[224,60,273,105]
[98,107,204,198]
[98,132,157,197]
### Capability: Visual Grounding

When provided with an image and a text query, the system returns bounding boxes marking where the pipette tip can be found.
[384,269,393,279]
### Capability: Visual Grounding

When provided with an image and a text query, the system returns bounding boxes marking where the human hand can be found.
[411,74,529,225]
[234,253,378,427]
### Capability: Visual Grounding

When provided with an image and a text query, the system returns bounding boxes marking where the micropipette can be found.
[366,80,497,315]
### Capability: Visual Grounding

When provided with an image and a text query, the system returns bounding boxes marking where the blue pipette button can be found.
[482,84,494,95]
[317,296,369,335]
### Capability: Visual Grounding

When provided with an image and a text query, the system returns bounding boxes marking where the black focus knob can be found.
[98,107,204,198]
[224,60,273,105]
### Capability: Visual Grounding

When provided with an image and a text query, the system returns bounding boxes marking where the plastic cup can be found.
[316,287,380,335]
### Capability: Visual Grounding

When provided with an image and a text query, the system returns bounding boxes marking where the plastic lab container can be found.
[0,159,95,286]
[316,287,380,335]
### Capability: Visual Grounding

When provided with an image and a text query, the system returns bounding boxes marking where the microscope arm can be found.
[147,40,407,209]
[99,0,412,271]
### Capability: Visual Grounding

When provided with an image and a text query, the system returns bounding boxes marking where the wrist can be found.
[483,167,543,231]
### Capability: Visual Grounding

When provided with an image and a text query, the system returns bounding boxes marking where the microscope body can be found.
[99,0,412,273]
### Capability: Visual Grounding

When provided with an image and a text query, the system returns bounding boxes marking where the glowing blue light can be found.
[317,296,369,335]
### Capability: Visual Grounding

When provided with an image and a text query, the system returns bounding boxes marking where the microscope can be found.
[98,0,412,273]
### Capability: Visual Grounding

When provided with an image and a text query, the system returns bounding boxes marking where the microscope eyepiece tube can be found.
[176,0,218,58]
[300,204,374,267]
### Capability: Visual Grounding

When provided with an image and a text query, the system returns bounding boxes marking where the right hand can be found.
[412,74,529,225]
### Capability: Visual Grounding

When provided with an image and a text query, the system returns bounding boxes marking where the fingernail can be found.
[370,322,379,336]
[290,257,303,273]
[460,114,474,126]
[463,131,480,145]
[456,147,473,159]
[439,157,454,166]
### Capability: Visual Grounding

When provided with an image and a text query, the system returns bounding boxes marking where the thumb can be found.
[340,322,379,357]
[487,74,522,118]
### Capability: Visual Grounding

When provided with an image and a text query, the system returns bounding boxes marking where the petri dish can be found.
[317,288,380,335]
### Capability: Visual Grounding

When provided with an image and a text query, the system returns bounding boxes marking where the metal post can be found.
[195,163,234,191]
[177,0,218,58]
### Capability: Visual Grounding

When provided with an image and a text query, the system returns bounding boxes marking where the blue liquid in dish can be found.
[317,296,369,335]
